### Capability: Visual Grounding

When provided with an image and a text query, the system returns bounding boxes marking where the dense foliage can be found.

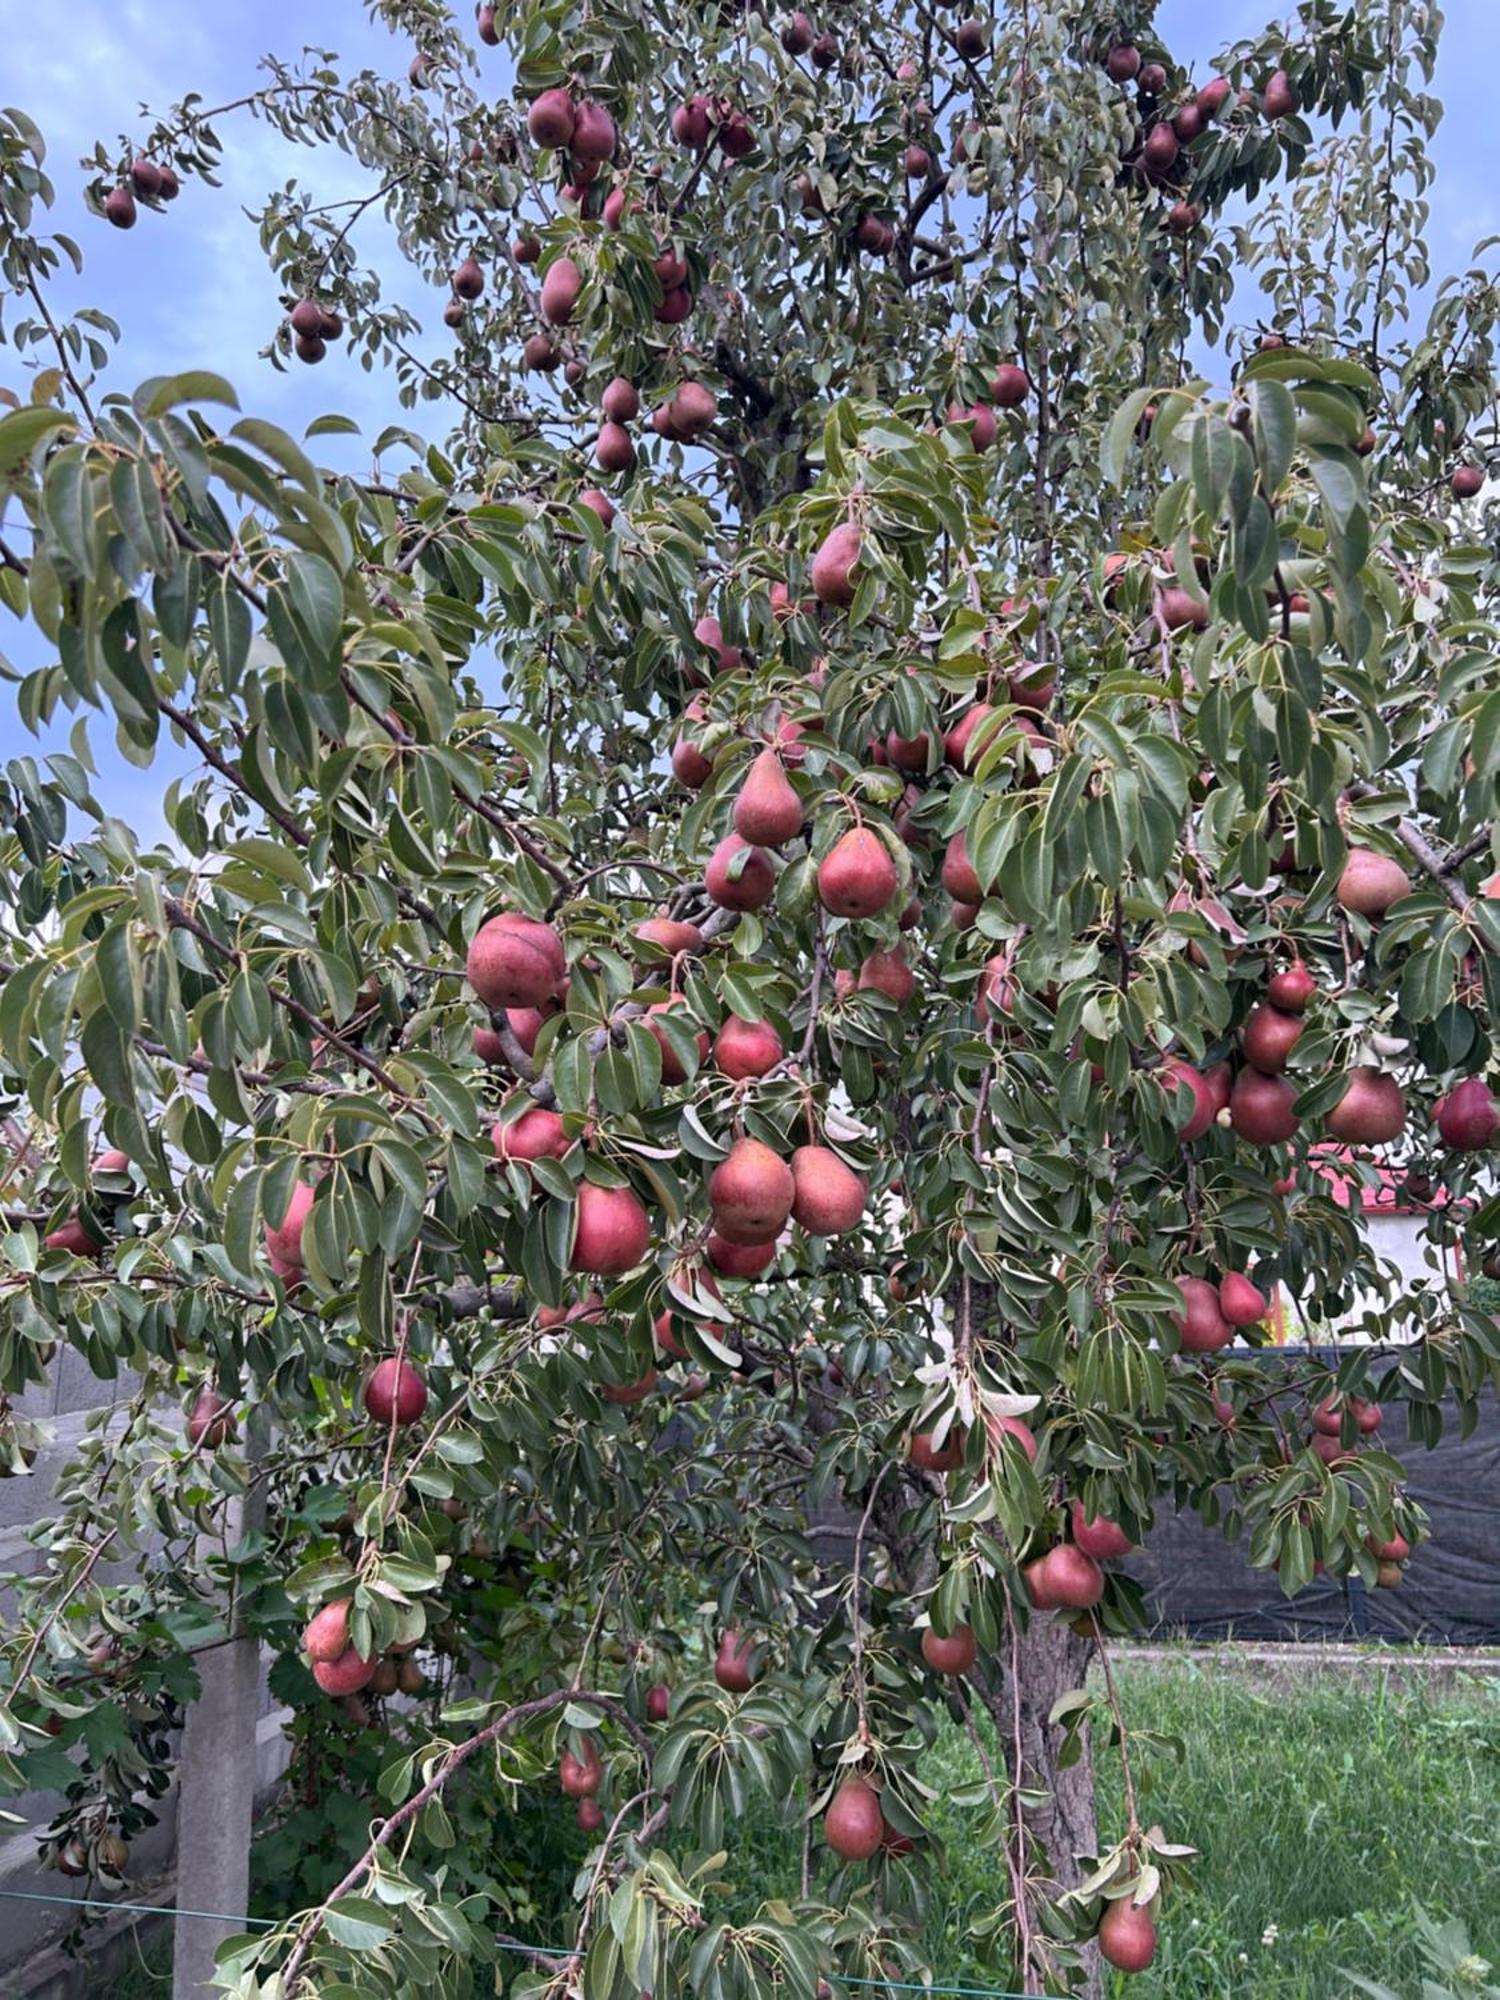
[0,0,1497,1993]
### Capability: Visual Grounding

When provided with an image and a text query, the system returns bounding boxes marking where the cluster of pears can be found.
[100,155,181,229]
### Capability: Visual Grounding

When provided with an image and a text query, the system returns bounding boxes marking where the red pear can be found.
[1175,1276,1231,1353]
[1218,1272,1268,1327]
[733,748,803,847]
[920,1623,977,1675]
[943,704,998,771]
[706,834,777,911]
[492,1104,571,1162]
[818,827,898,919]
[466,913,565,1009]
[1452,465,1484,500]
[527,88,576,149]
[1229,1069,1300,1144]
[303,1600,352,1664]
[1324,1068,1405,1145]
[571,99,617,162]
[985,1413,1038,1462]
[186,1389,235,1449]
[264,1181,315,1272]
[540,256,582,325]
[857,948,916,1005]
[1160,1058,1215,1142]
[1070,1503,1132,1560]
[646,1684,670,1722]
[709,1138,795,1245]
[811,522,862,607]
[559,1739,602,1797]
[1038,1544,1104,1609]
[1099,1895,1157,1973]
[644,996,708,1084]
[706,1230,778,1277]
[714,1628,757,1692]
[1336,847,1411,917]
[1266,961,1316,1012]
[1242,1002,1303,1074]
[790,1145,867,1236]
[991,363,1030,407]
[313,1646,376,1696]
[1435,1075,1498,1150]
[635,916,704,958]
[941,829,983,903]
[1263,68,1299,118]
[601,376,639,423]
[45,1217,103,1257]
[364,1357,427,1426]
[824,1777,885,1861]
[714,1015,784,1080]
[909,1427,963,1473]
[570,1182,651,1274]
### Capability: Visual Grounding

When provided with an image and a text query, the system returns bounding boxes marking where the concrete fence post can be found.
[172,1420,267,1996]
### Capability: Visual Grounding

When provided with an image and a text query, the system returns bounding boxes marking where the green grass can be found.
[702,1656,1500,1999]
[83,1657,1500,1999]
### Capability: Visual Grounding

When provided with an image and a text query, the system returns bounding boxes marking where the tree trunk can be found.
[982,1614,1103,2000]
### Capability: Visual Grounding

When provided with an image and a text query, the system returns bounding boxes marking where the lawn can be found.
[98,1654,1500,1999]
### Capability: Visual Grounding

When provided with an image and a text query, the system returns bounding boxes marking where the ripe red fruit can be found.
[571,99,617,162]
[718,112,756,159]
[714,1628,757,1692]
[671,97,711,150]
[1070,1503,1132,1560]
[733,747,802,847]
[905,144,934,178]
[1196,76,1232,118]
[528,88,576,149]
[714,1015,784,1080]
[781,10,814,53]
[1229,1069,1300,1144]
[954,20,989,61]
[1335,847,1411,916]
[601,376,640,424]
[130,158,163,197]
[45,1217,103,1257]
[104,186,138,229]
[909,1428,963,1473]
[920,1623,977,1675]
[991,363,1030,407]
[672,729,714,791]
[1141,123,1179,172]
[1218,1272,1268,1327]
[492,1104,571,1163]
[1160,1057,1215,1142]
[706,833,777,911]
[825,1776,885,1861]
[578,489,616,527]
[364,1357,427,1426]
[857,948,916,1006]
[522,332,560,371]
[1165,200,1202,234]
[477,3,499,44]
[1175,1276,1232,1354]
[1159,585,1208,630]
[540,257,582,325]
[453,256,484,300]
[313,1646,377,1696]
[1324,1067,1405,1145]
[1452,465,1484,499]
[710,1138,795,1245]
[570,1182,651,1275]
[941,829,983,904]
[1267,961,1316,1011]
[466,912,566,1009]
[652,380,717,441]
[1105,43,1141,81]
[644,997,708,1084]
[560,1739,602,1797]
[985,1412,1038,1463]
[187,1389,235,1449]
[603,1366,658,1408]
[577,1797,604,1832]
[1435,1075,1499,1150]
[1203,1061,1233,1117]
[303,1600,352,1664]
[944,704,997,771]
[635,916,704,958]
[646,1683,670,1722]
[1368,1532,1409,1562]
[1241,1001,1303,1074]
[818,827,898,919]
[1038,1544,1104,1610]
[1099,1895,1157,1973]
[595,422,635,474]
[1263,68,1299,119]
[790,1145,867,1236]
[264,1181,315,1272]
[811,522,863,607]
[1023,1555,1057,1608]
[706,1231,778,1277]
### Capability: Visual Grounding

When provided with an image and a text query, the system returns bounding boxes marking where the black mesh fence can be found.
[1133,1349,1500,1646]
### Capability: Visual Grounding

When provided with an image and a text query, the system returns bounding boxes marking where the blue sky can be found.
[3,0,1495,841]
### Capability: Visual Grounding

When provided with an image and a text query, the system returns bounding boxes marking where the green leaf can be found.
[135,372,240,418]
[0,405,76,473]
[324,1897,397,1950]
[1100,388,1157,488]
[1248,379,1296,496]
